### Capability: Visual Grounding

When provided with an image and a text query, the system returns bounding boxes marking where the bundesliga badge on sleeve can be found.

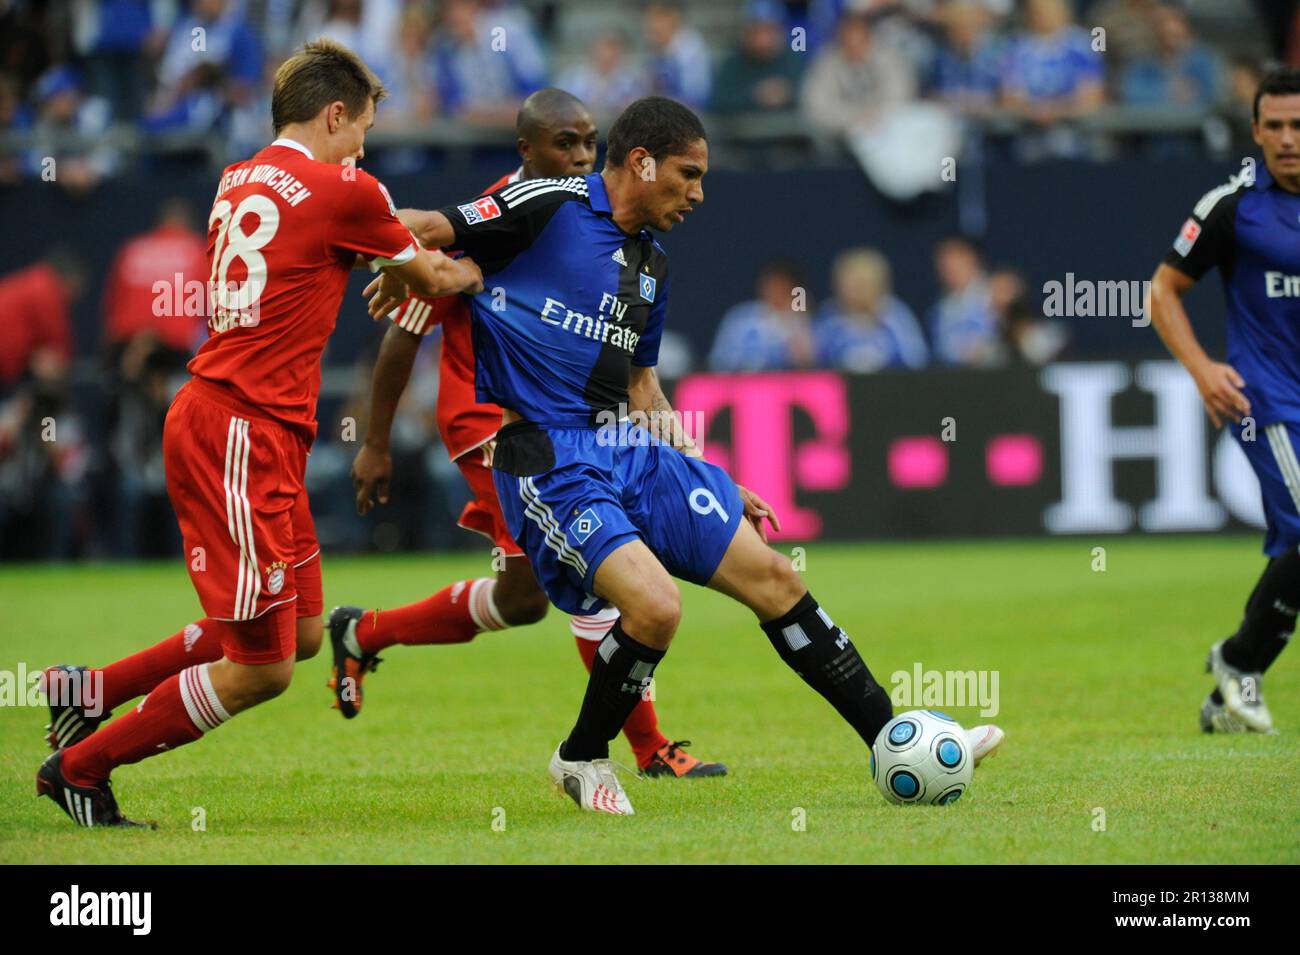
[458,196,502,225]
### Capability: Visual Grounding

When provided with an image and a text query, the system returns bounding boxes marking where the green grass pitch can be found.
[1,536,1297,864]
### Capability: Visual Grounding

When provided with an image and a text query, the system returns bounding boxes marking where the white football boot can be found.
[1206,641,1275,733]
[964,724,1005,766]
[549,744,635,815]
[1199,693,1249,733]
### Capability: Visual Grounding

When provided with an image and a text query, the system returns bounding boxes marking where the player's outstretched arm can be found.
[365,250,483,317]
[1149,262,1250,427]
[352,323,422,515]
[397,208,456,250]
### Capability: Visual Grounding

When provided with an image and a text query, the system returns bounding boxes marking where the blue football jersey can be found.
[1164,163,1300,425]
[436,173,668,425]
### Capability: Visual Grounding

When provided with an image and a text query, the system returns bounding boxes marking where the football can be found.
[871,710,972,806]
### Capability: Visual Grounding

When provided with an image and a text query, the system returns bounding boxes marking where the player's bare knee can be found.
[621,587,680,648]
[209,657,293,712]
[295,616,323,661]
[496,589,549,627]
[768,549,807,608]
[248,662,294,703]
[740,548,805,619]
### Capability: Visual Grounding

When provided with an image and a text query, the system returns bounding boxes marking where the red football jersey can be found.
[189,139,417,443]
[104,222,209,352]
[389,168,518,460]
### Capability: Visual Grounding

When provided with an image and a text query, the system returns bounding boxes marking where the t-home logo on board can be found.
[50,885,151,935]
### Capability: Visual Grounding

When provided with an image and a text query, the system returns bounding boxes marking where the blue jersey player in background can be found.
[1151,68,1300,735]
[375,97,1004,814]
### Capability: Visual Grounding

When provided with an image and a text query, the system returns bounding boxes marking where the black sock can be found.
[761,592,892,746]
[1222,550,1300,674]
[561,620,665,762]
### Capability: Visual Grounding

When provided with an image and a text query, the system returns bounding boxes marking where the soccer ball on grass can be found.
[870,710,972,805]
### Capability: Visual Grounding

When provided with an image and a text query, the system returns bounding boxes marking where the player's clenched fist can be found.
[456,256,484,296]
[1192,361,1251,428]
[352,443,392,515]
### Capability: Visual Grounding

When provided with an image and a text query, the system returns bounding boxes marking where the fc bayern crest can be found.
[266,561,287,595]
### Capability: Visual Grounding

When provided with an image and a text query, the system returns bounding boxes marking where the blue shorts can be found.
[492,420,744,615]
[1234,419,1300,556]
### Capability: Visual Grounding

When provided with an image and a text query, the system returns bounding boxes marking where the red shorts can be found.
[455,440,524,558]
[163,378,322,664]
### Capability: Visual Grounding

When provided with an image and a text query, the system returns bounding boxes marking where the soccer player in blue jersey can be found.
[375,97,1004,813]
[1150,68,1300,735]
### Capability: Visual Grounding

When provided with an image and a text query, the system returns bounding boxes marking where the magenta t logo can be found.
[673,373,851,539]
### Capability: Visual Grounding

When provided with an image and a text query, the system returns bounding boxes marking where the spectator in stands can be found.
[927,236,1001,367]
[434,0,548,125]
[800,9,917,135]
[0,355,90,560]
[297,0,403,69]
[804,0,951,55]
[0,1,52,94]
[1090,0,1163,76]
[103,198,208,361]
[988,266,1068,366]
[709,260,816,372]
[712,0,805,115]
[375,3,440,130]
[147,0,262,135]
[0,251,83,395]
[1225,55,1265,150]
[930,1,1005,114]
[0,72,33,186]
[27,65,116,193]
[1000,0,1104,158]
[100,198,208,556]
[103,337,187,557]
[814,247,928,372]
[0,249,89,556]
[556,32,649,127]
[861,0,940,83]
[1119,4,1221,110]
[644,1,713,109]
[318,340,454,552]
[69,0,172,125]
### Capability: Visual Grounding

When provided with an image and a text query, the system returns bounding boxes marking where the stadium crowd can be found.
[707,237,1068,373]
[0,0,1292,188]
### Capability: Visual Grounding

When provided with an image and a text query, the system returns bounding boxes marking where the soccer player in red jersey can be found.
[337,89,725,779]
[36,39,483,827]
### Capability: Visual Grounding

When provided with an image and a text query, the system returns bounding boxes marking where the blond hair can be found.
[271,38,387,134]
[833,247,891,306]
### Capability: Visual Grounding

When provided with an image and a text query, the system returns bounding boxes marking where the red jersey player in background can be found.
[339,88,725,779]
[36,39,483,827]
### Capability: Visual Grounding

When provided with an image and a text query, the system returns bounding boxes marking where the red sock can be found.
[97,619,224,712]
[62,663,230,787]
[574,634,669,769]
[356,579,506,653]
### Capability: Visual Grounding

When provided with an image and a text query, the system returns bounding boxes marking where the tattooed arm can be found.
[627,364,702,458]
[626,365,782,541]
